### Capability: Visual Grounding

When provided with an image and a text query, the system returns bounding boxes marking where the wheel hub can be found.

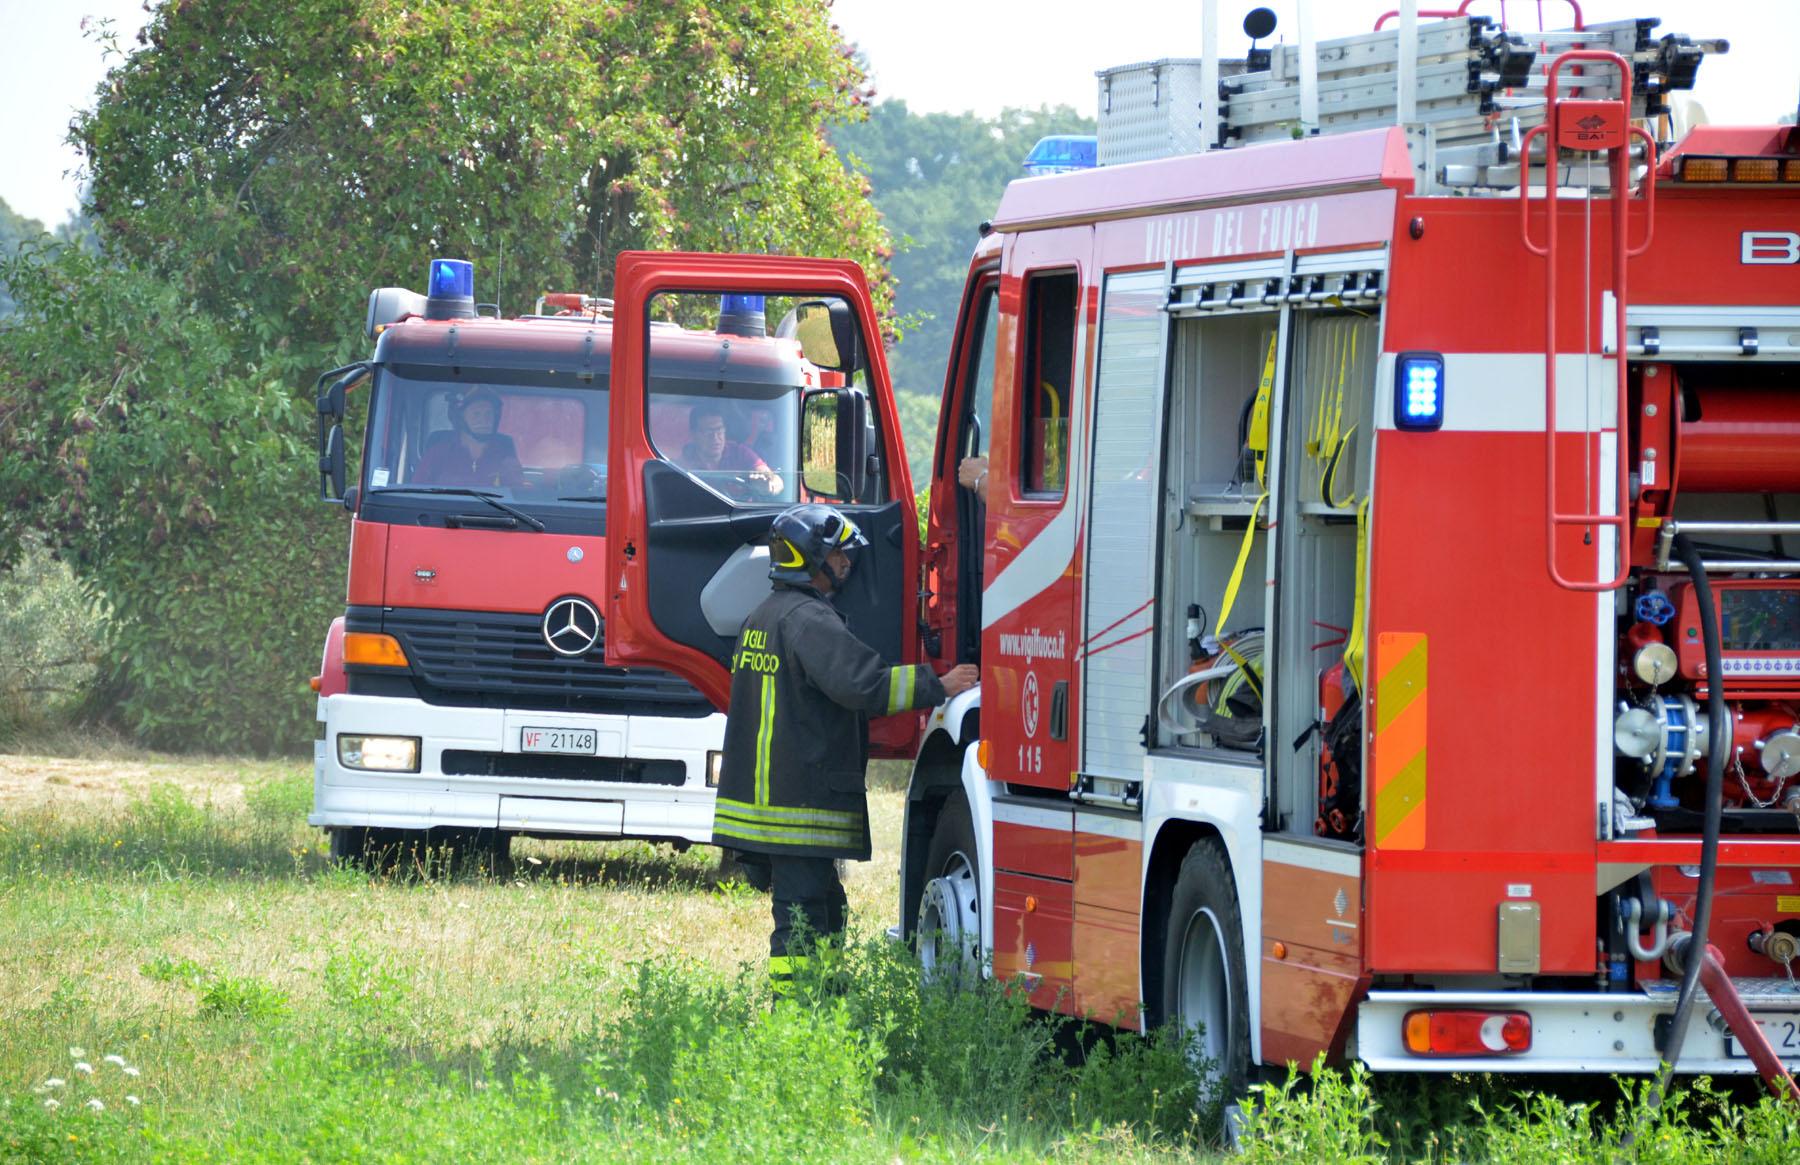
[917,852,981,983]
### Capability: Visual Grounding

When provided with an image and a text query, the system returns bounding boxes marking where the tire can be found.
[915,791,982,984]
[1161,840,1251,1103]
[327,826,375,868]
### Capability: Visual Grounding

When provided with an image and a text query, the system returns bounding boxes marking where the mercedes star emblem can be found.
[542,596,601,657]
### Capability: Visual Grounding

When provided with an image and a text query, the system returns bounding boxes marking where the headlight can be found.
[338,735,420,772]
[706,750,724,787]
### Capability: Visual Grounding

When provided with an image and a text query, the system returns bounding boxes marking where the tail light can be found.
[1402,1009,1532,1056]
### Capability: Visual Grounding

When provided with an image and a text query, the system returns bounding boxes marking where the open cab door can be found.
[605,251,924,756]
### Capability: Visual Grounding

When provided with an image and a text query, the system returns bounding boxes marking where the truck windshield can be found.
[364,370,609,504]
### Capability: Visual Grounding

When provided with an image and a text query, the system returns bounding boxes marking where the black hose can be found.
[1627,532,1727,1149]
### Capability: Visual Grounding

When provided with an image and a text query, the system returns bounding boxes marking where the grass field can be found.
[1,747,1797,1163]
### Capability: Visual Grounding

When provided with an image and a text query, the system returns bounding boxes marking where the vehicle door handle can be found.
[1049,680,1068,741]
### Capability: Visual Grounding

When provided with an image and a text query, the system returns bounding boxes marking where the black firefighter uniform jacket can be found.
[713,582,946,859]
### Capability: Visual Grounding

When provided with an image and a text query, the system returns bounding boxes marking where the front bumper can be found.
[1358,979,1800,1074]
[310,693,724,843]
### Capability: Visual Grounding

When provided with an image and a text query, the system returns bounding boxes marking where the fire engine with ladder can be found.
[589,0,1800,1093]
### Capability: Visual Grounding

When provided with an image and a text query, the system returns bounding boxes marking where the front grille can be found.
[441,750,686,784]
[370,607,714,717]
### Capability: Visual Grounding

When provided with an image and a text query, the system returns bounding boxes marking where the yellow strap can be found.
[1215,492,1267,634]
[1342,496,1371,693]
[1246,333,1277,485]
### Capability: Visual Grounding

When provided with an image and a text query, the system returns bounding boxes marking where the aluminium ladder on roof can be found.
[1095,8,1722,193]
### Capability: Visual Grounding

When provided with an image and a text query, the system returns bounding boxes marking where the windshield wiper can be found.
[555,494,606,503]
[370,486,546,532]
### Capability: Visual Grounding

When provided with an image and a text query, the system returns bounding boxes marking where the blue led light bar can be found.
[1394,352,1445,431]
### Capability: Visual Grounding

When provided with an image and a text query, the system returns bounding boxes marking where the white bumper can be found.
[310,693,724,843]
[1358,986,1800,1075]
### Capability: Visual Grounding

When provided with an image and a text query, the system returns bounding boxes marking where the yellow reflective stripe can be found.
[768,955,808,976]
[712,819,858,848]
[713,810,859,837]
[713,798,861,828]
[886,664,917,715]
[754,674,775,806]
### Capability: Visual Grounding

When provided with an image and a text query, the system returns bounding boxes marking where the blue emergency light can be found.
[717,293,767,337]
[1394,352,1445,431]
[424,258,476,320]
[1022,135,1098,177]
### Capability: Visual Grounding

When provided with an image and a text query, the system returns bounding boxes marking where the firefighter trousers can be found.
[767,855,847,994]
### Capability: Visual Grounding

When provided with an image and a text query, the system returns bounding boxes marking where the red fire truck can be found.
[585,4,1800,1091]
[307,263,893,869]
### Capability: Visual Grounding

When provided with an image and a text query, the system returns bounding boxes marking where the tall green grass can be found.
[2,764,1797,1162]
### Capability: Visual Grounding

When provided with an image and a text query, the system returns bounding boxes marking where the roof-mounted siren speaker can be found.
[1243,7,1276,73]
[425,258,477,321]
[365,286,428,339]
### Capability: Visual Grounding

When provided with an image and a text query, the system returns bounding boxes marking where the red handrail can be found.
[1375,1,1585,31]
[1518,50,1656,593]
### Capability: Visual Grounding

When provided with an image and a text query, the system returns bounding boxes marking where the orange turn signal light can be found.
[343,632,409,668]
[977,738,991,773]
[1733,157,1780,183]
[1403,1009,1531,1056]
[1676,156,1729,182]
[309,675,323,692]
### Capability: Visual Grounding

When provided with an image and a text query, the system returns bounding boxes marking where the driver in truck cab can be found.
[715,504,977,995]
[414,386,525,489]
[677,403,784,498]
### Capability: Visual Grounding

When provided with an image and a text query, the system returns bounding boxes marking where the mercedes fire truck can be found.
[307,262,874,869]
[583,2,1800,1093]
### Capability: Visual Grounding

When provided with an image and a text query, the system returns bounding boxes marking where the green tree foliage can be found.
[0,246,332,750]
[0,197,50,317]
[2,0,891,752]
[79,0,892,370]
[834,100,1092,484]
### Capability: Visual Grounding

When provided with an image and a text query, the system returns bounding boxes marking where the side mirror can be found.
[311,363,366,506]
[320,424,346,503]
[793,300,862,374]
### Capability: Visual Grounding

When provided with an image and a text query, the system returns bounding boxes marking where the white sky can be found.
[1,0,1795,227]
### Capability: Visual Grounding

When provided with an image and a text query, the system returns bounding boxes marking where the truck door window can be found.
[644,291,886,506]
[962,281,1000,464]
[1020,271,1078,498]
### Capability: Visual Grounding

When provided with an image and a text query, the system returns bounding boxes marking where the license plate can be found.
[520,727,597,755]
[1724,1013,1800,1063]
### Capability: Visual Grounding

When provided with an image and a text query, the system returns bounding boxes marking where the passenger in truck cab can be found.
[413,387,525,489]
[677,403,784,498]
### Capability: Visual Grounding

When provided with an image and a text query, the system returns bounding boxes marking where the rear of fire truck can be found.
[306,261,815,869]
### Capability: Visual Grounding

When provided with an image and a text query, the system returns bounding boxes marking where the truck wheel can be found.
[327,826,375,868]
[916,791,982,984]
[1162,840,1250,1102]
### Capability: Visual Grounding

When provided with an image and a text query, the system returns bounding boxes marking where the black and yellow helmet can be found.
[768,504,867,585]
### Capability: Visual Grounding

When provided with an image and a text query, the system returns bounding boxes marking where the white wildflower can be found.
[126,1095,141,1107]
[103,1054,127,1068]
[73,1062,93,1076]
[86,1098,105,1112]
[122,1065,141,1078]
[43,1098,60,1111]
[42,1077,65,1089]
[68,1046,85,1059]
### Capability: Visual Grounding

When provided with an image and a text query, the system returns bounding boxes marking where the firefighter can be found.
[715,503,978,994]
